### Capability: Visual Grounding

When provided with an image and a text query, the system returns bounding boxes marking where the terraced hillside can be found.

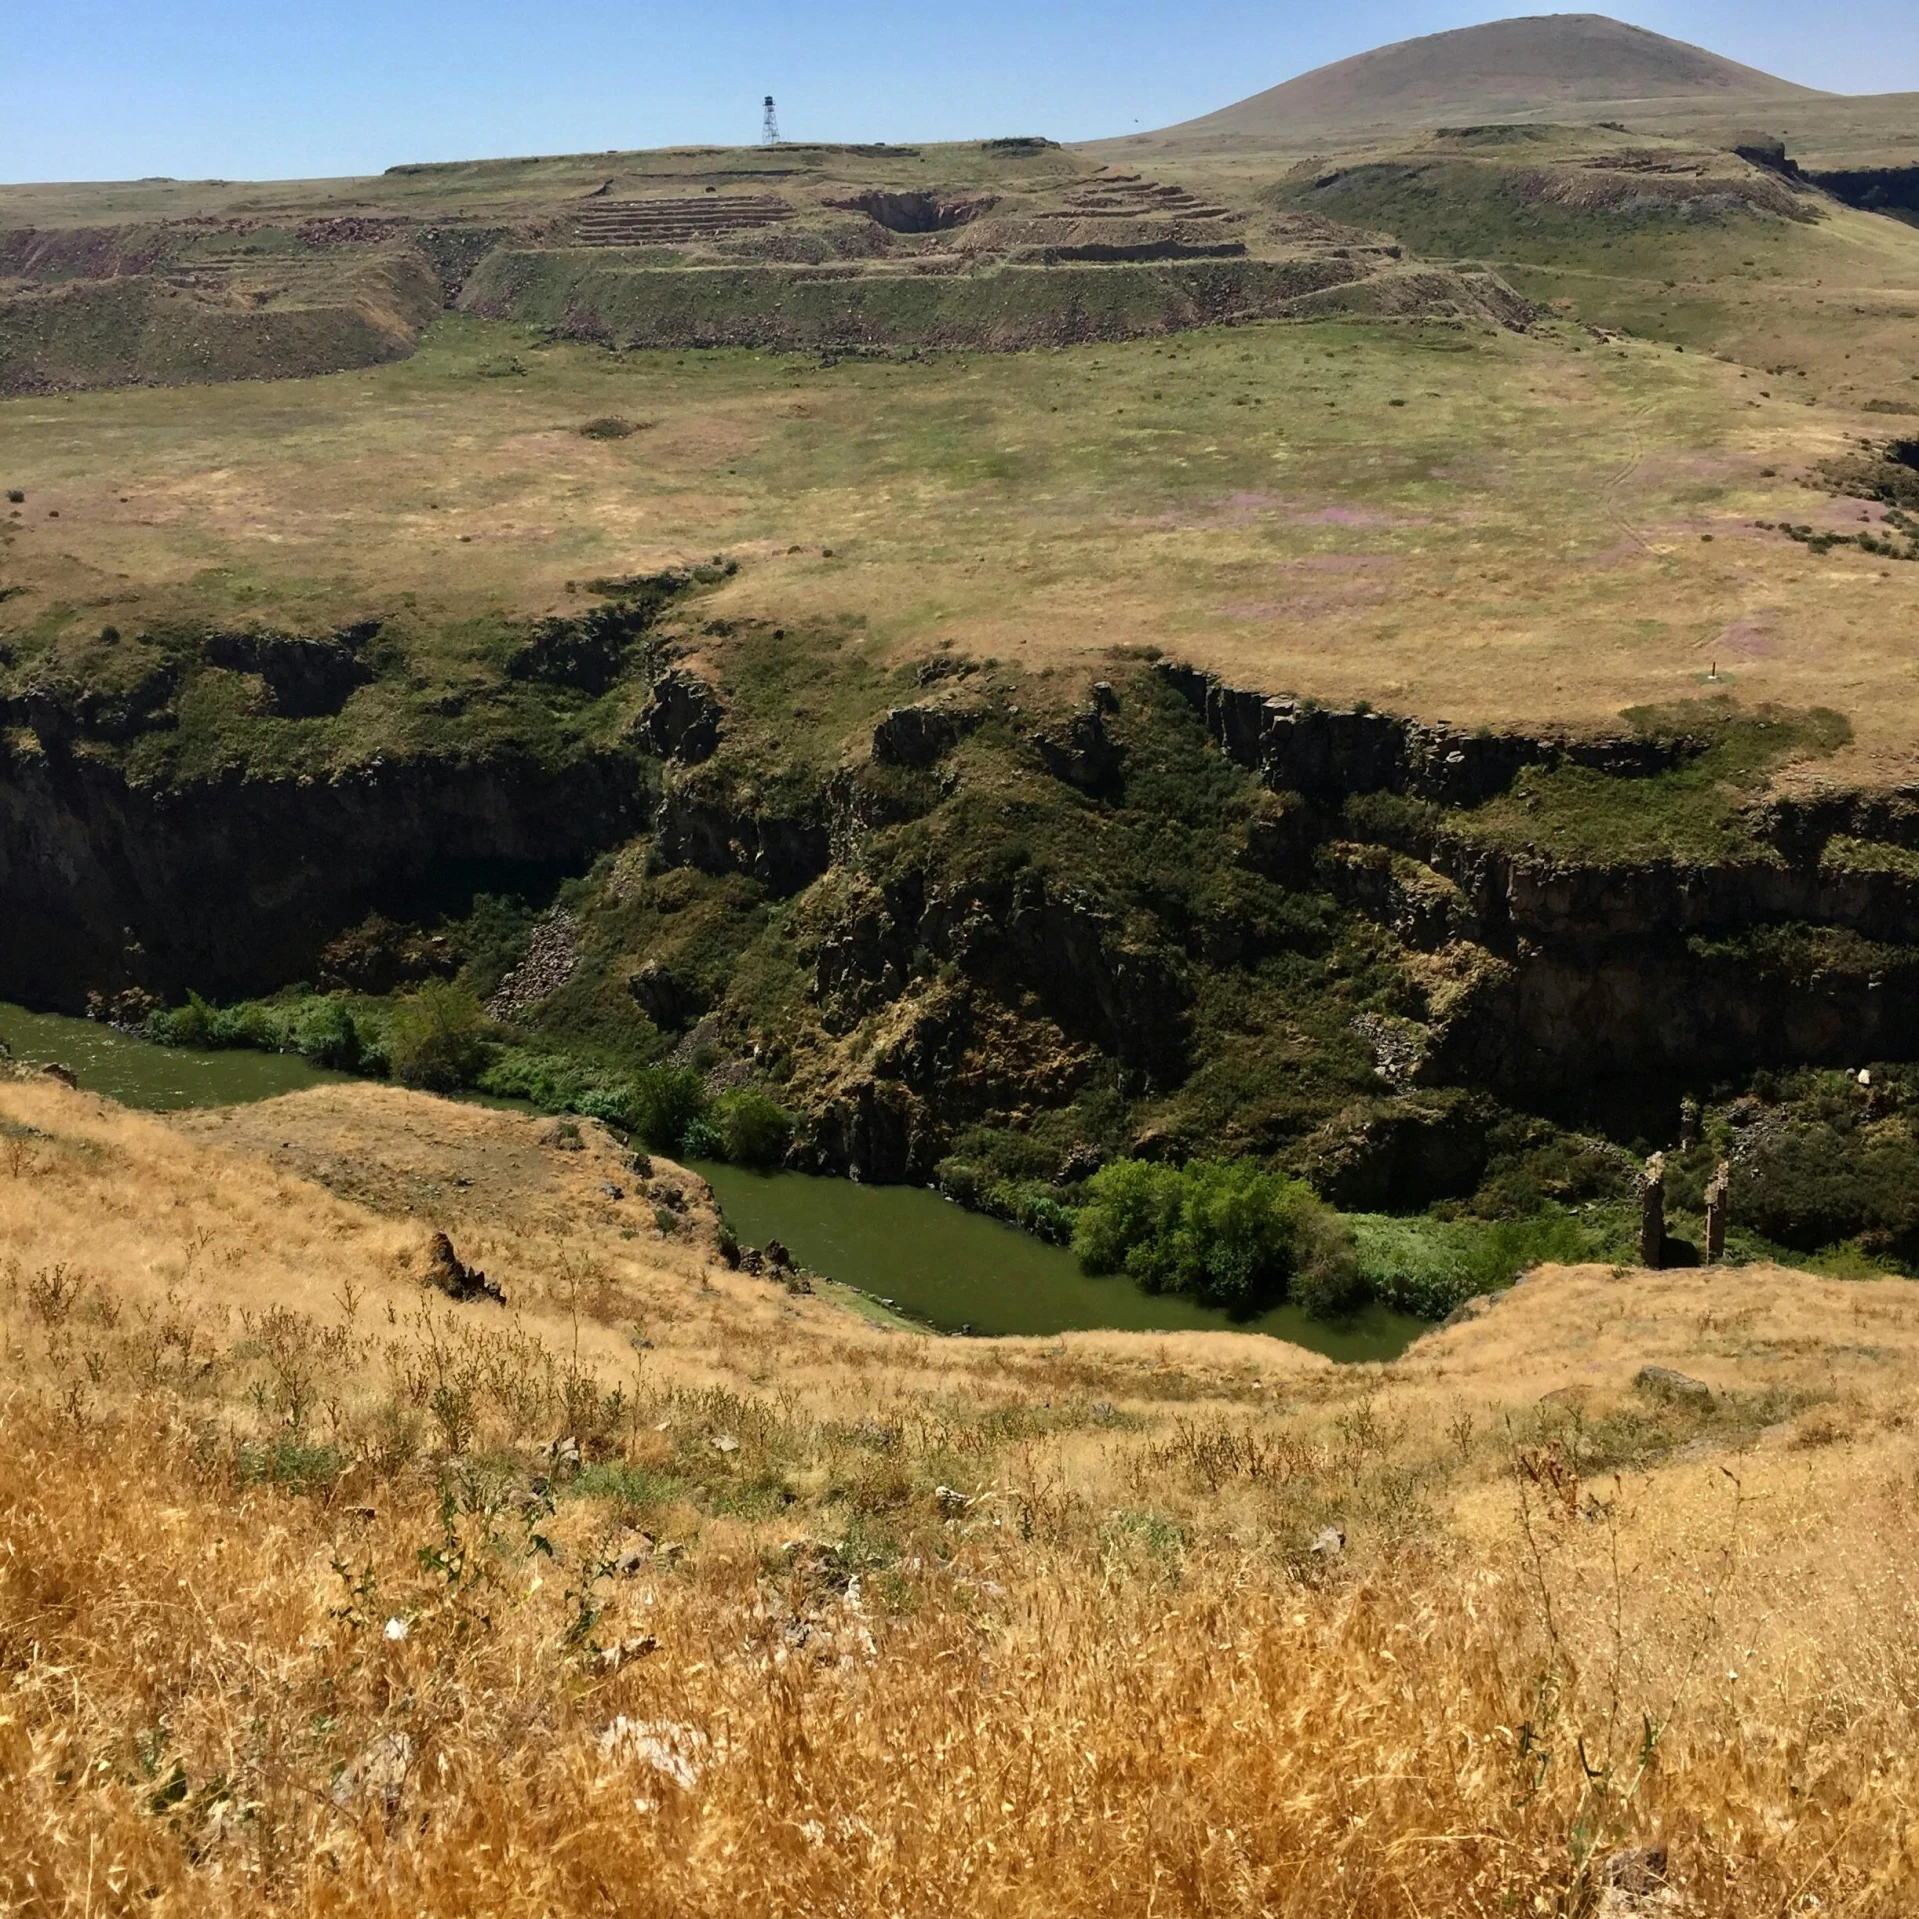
[0,140,1524,392]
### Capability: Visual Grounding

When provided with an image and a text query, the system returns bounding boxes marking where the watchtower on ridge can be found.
[761,96,780,146]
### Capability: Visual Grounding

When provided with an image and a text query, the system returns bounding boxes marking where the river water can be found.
[0,1001,344,1107]
[696,1161,1423,1359]
[1,1002,1422,1359]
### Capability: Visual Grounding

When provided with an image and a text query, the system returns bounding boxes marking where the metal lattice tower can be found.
[761,96,780,146]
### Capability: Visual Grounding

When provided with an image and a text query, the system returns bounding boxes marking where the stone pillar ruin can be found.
[1705,1162,1730,1263]
[1640,1152,1667,1270]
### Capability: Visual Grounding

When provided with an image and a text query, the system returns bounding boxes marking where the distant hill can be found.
[1155,13,1826,140]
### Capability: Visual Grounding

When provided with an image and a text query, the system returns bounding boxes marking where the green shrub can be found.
[1350,1214,1471,1318]
[146,992,217,1048]
[629,1065,710,1153]
[146,989,373,1067]
[1349,1208,1613,1318]
[1730,1117,1919,1256]
[290,996,363,1069]
[1288,1207,1367,1318]
[474,1050,713,1151]
[1074,1157,1352,1316]
[478,1046,597,1109]
[716,1089,793,1167]
[1073,1160,1186,1275]
[455,893,540,1001]
[387,982,489,1092]
[984,1180,1077,1244]
[233,1436,343,1494]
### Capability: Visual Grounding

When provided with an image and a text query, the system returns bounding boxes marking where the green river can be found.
[1,1002,1422,1360]
[0,1001,348,1107]
[695,1160,1423,1359]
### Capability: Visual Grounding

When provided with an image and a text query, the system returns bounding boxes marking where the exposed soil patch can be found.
[1716,612,1779,659]
[826,192,995,234]
[167,1082,715,1240]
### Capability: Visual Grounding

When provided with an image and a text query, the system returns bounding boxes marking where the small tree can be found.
[717,1090,793,1168]
[1072,1159,1184,1276]
[1073,1155,1361,1318]
[387,983,488,1092]
[147,991,217,1048]
[292,996,362,1070]
[628,1065,709,1153]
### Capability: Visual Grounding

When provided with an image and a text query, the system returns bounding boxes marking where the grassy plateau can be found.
[3,301,1918,773]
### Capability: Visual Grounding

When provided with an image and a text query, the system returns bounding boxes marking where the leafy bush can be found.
[147,990,376,1071]
[986,1181,1077,1244]
[387,983,489,1092]
[474,1050,712,1151]
[1072,1160,1183,1276]
[629,1066,711,1154]
[1349,1209,1612,1318]
[478,1046,601,1110]
[146,992,218,1049]
[233,1436,344,1494]
[1730,1116,1919,1256]
[1073,1158,1353,1316]
[715,1090,793,1168]
[1287,1208,1367,1318]
[941,1162,1078,1243]
[290,996,363,1070]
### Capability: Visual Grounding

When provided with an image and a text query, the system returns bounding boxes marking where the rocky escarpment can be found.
[0,585,732,1007]
[1163,664,1919,1100]
[20,601,1919,1205]
[0,731,649,1008]
[1160,664,1694,806]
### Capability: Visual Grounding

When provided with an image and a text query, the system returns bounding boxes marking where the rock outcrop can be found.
[0,732,648,1007]
[1161,661,1919,1096]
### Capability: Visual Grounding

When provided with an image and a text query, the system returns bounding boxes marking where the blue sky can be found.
[8,2,1915,184]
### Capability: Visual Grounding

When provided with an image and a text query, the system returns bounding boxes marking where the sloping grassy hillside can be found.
[6,1070,1919,1915]
[1266,132,1919,404]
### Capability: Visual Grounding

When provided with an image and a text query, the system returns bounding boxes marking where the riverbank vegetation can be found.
[121,646,1919,1319]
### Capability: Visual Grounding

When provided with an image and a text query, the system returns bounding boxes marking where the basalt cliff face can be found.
[1163,664,1919,1100]
[8,637,1919,1192]
[0,734,649,1007]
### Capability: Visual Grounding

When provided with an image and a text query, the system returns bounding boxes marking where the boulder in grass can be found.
[1634,1365,1712,1409]
[423,1231,505,1305]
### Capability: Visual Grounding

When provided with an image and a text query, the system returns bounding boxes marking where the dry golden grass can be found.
[9,1075,1919,1914]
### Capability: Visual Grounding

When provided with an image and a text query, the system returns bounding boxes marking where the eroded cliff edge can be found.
[7,609,1919,1238]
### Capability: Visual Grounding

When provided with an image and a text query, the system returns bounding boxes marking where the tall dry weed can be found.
[8,1083,1919,1913]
